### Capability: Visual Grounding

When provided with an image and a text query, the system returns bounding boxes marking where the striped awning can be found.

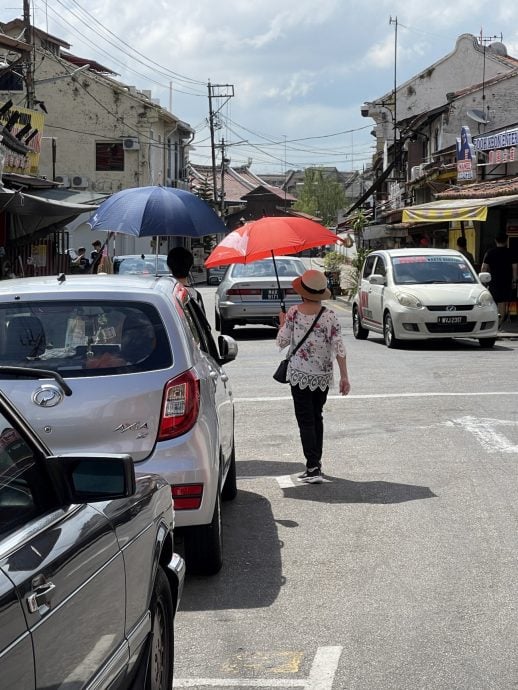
[402,195,518,223]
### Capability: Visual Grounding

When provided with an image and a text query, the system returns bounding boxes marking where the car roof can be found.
[113,254,168,259]
[0,274,178,297]
[375,248,463,258]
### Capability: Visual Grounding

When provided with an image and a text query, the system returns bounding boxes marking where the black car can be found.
[0,366,185,689]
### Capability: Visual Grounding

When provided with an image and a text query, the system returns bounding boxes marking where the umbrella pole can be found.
[271,250,286,313]
[155,236,160,276]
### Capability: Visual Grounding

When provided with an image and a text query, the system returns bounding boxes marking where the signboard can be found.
[473,127,518,165]
[456,126,476,182]
[0,102,45,174]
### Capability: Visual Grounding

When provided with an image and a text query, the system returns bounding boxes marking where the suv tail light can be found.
[158,370,200,440]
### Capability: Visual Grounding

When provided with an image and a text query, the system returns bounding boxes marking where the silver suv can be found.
[0,274,238,575]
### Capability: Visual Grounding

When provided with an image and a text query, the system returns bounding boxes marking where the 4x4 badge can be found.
[32,385,63,408]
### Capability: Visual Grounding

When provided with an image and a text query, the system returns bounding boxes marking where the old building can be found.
[0,19,194,260]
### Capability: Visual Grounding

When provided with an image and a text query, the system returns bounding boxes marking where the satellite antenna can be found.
[467,109,489,124]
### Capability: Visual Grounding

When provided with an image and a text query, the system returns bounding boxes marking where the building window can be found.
[96,142,124,171]
[0,71,23,91]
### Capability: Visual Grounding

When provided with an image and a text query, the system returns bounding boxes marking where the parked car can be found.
[113,254,170,275]
[207,265,227,285]
[215,256,306,333]
[352,248,498,348]
[0,370,184,688]
[0,274,238,575]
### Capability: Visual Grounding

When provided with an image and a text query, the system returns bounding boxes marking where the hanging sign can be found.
[456,126,476,182]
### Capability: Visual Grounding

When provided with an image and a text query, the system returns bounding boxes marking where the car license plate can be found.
[438,315,467,324]
[263,289,282,300]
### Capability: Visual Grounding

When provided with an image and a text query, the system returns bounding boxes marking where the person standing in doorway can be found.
[456,236,475,267]
[277,269,350,484]
[481,233,518,328]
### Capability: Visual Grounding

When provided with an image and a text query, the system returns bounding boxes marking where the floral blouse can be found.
[276,306,346,391]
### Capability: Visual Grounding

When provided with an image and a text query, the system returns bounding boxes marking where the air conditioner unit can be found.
[55,175,70,187]
[71,175,88,189]
[123,137,140,151]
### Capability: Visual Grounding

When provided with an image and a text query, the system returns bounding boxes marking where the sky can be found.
[2,0,517,175]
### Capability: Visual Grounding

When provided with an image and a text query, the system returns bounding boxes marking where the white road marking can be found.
[277,475,296,488]
[173,646,343,688]
[307,647,343,690]
[452,416,518,453]
[234,391,518,403]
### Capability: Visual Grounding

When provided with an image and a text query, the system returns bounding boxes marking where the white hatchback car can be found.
[352,248,498,348]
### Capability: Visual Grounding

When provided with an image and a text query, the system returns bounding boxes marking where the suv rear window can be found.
[0,301,171,376]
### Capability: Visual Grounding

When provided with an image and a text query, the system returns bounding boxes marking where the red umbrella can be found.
[204,216,340,311]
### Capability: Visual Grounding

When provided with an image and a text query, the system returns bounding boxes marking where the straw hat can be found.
[292,269,331,301]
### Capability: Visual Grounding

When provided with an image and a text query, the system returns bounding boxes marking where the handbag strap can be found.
[288,306,325,360]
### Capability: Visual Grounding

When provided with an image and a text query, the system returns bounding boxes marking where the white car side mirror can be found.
[478,272,491,284]
[369,274,386,286]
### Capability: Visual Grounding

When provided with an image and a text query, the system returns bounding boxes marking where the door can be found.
[185,300,234,460]
[0,416,127,688]
[358,253,378,327]
[367,255,387,326]
[0,569,34,688]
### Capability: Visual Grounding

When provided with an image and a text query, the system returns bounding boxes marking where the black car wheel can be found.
[145,567,174,690]
[384,312,400,348]
[352,306,369,340]
[479,337,496,348]
[221,443,237,501]
[214,309,221,331]
[184,489,223,575]
[220,314,234,335]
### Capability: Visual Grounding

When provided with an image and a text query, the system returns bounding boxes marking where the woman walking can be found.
[277,269,350,484]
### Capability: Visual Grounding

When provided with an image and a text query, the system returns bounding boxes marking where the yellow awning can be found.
[401,194,518,223]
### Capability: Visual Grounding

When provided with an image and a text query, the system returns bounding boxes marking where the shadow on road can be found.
[282,475,436,504]
[179,489,284,610]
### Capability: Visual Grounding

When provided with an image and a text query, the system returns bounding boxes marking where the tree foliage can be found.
[293,168,347,226]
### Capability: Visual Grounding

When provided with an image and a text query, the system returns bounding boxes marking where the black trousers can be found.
[290,384,329,468]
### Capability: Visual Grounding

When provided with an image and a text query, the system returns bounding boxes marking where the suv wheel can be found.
[384,312,400,348]
[352,306,369,340]
[184,489,223,575]
[145,567,174,690]
[479,337,496,348]
[221,444,237,501]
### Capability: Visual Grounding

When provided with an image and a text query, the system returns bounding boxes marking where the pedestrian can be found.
[70,247,89,272]
[91,240,102,263]
[456,236,475,266]
[276,269,350,484]
[166,246,206,313]
[481,233,518,328]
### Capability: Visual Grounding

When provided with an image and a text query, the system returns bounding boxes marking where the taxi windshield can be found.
[391,255,476,285]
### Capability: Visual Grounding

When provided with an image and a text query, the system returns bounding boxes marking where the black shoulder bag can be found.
[273,307,325,383]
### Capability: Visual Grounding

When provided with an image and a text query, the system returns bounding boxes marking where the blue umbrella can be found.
[87,185,226,237]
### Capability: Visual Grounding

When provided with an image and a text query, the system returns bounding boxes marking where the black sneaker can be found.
[298,467,323,484]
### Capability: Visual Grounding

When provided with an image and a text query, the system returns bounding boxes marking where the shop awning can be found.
[401,195,518,223]
[0,187,99,217]
[0,186,101,239]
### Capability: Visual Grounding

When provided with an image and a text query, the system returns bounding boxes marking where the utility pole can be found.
[220,137,226,217]
[23,0,35,109]
[207,82,234,211]
[389,15,398,177]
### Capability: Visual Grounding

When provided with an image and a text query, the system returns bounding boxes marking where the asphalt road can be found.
[173,286,518,690]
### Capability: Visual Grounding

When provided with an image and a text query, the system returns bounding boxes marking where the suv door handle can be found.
[27,581,56,613]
